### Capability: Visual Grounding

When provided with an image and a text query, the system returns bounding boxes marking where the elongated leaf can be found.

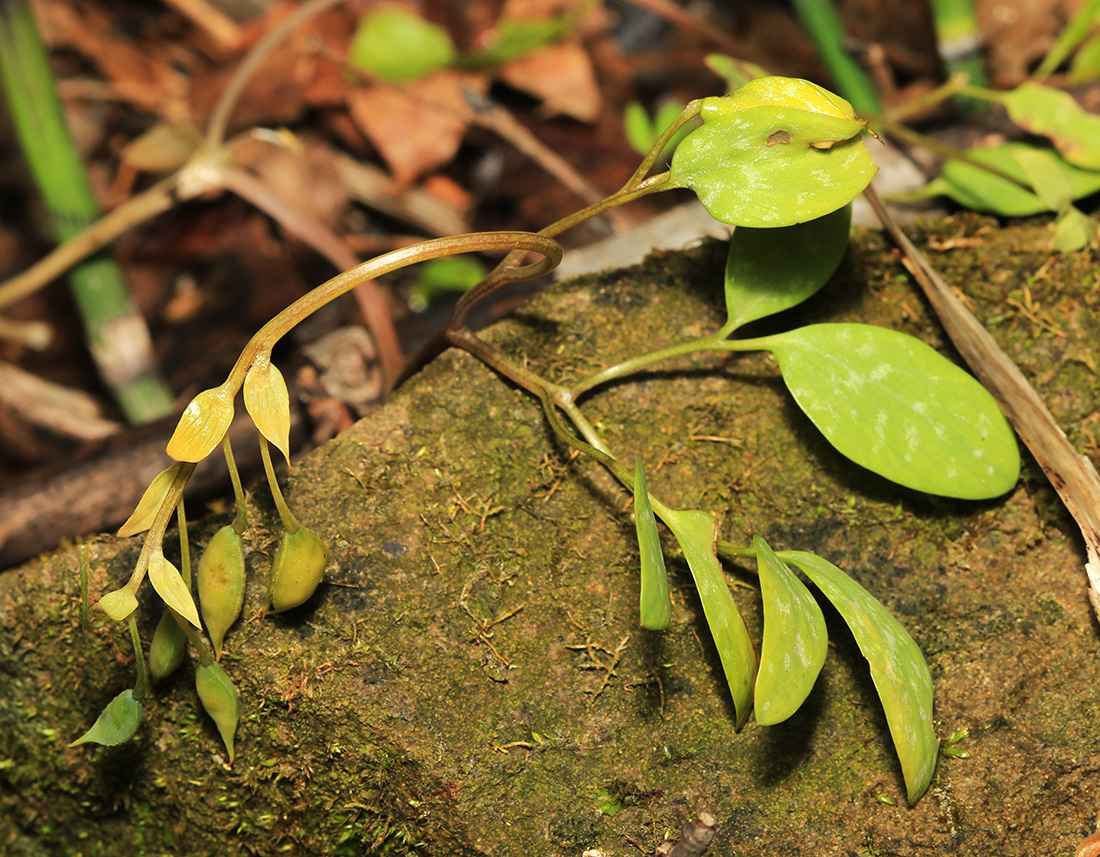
[166,383,235,463]
[999,82,1100,170]
[634,460,671,630]
[906,143,1100,217]
[148,552,201,628]
[753,536,827,725]
[244,357,291,461]
[779,550,938,803]
[724,204,851,332]
[660,508,755,725]
[117,464,185,538]
[763,323,1020,499]
[670,105,875,228]
[68,689,142,747]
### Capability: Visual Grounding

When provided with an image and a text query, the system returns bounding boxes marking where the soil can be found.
[1,214,1098,856]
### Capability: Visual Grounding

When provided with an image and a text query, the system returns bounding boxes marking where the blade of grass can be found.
[789,0,883,117]
[0,0,173,423]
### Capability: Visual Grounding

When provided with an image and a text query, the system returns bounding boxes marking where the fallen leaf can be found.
[499,41,602,122]
[347,70,486,187]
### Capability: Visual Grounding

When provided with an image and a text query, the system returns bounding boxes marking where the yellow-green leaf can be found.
[93,588,138,622]
[148,552,200,628]
[166,383,235,463]
[243,356,291,461]
[117,464,185,538]
[780,550,939,803]
[999,82,1100,170]
[753,536,827,725]
[660,508,756,726]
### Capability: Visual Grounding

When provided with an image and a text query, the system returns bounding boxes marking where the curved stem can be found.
[125,463,196,591]
[224,231,561,393]
[259,436,299,533]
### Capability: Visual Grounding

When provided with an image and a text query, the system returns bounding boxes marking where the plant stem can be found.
[0,0,174,423]
[125,463,196,591]
[929,0,988,106]
[223,437,249,535]
[259,437,300,533]
[127,615,150,701]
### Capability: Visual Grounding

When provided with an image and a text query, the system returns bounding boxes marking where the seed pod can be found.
[198,525,246,660]
[195,661,239,762]
[268,525,328,612]
[148,608,187,681]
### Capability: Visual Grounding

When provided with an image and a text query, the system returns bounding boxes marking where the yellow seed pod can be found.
[701,76,859,123]
[166,383,236,463]
[195,661,239,762]
[148,608,187,681]
[243,355,291,462]
[93,588,138,622]
[198,526,246,660]
[268,525,328,613]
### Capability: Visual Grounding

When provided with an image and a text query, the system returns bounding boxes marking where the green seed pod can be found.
[268,525,328,613]
[198,525,246,660]
[148,608,188,681]
[195,661,239,762]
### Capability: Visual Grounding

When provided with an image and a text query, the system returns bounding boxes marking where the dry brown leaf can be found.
[499,41,602,122]
[347,71,486,187]
[37,0,191,122]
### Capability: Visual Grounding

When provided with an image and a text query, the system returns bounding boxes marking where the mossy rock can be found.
[2,214,1099,856]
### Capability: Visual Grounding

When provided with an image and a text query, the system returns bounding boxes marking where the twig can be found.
[865,185,1100,624]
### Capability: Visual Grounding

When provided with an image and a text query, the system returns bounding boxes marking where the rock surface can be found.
[2,216,1099,856]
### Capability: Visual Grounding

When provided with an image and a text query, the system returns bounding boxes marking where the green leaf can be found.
[763,323,1020,499]
[348,6,455,84]
[148,552,201,628]
[723,204,851,332]
[660,508,755,725]
[703,54,768,91]
[466,15,573,67]
[1011,145,1076,213]
[634,460,671,630]
[779,551,939,803]
[624,101,656,155]
[670,105,876,227]
[998,82,1100,170]
[905,143,1100,217]
[752,536,827,725]
[68,689,142,747]
[1052,205,1097,253]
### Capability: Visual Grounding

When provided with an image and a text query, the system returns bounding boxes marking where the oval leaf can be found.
[117,464,185,538]
[780,550,938,803]
[166,383,235,463]
[634,460,671,630]
[912,143,1100,217]
[723,204,851,332]
[148,552,201,628]
[999,82,1100,170]
[348,5,455,84]
[68,689,142,747]
[753,536,828,725]
[660,508,756,726]
[93,588,138,622]
[671,104,876,227]
[764,323,1020,499]
[244,356,291,461]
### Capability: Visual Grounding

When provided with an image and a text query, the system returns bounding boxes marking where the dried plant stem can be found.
[865,186,1100,623]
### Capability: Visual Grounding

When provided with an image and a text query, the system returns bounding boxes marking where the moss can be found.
[2,215,1100,855]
